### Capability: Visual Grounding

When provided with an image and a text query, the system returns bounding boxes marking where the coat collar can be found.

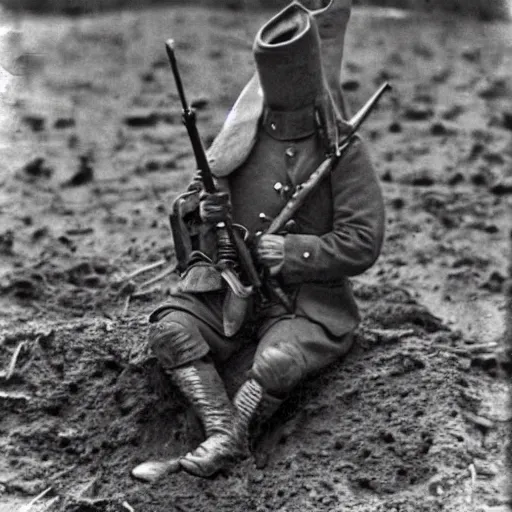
[261,104,318,141]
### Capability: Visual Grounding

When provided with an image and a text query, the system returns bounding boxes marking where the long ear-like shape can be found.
[305,0,353,118]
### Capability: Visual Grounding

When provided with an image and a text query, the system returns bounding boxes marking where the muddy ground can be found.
[0,4,511,512]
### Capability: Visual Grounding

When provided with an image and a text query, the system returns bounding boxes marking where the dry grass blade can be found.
[122,502,135,512]
[122,294,131,316]
[6,340,25,381]
[131,285,161,299]
[126,259,166,281]
[20,486,52,512]
[137,265,175,290]
[466,463,477,505]
[432,343,498,356]
[41,496,60,511]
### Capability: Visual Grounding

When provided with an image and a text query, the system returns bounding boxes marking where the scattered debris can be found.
[432,66,452,84]
[441,103,464,121]
[430,120,458,136]
[381,169,393,182]
[123,109,158,128]
[0,230,14,255]
[461,47,481,63]
[481,270,506,293]
[65,227,94,236]
[462,411,494,433]
[124,259,167,282]
[20,486,53,512]
[140,156,178,173]
[466,463,476,505]
[0,390,31,402]
[388,121,402,133]
[122,294,131,316]
[490,177,512,195]
[477,76,509,99]
[21,157,53,179]
[399,168,435,187]
[5,341,25,381]
[403,104,434,121]
[62,155,94,187]
[54,117,76,129]
[22,114,46,132]
[190,97,210,110]
[502,111,512,131]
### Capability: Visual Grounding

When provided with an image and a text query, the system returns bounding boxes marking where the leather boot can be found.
[173,360,243,478]
[132,359,235,482]
[180,378,283,477]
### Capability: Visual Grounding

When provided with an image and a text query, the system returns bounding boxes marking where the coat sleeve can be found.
[280,137,385,284]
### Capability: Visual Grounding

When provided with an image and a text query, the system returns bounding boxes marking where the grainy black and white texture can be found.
[0,1,510,511]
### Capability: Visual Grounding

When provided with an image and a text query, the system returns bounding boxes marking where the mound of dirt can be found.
[0,283,508,512]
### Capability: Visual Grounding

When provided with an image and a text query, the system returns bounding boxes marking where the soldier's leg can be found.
[179,317,354,476]
[228,318,354,453]
[133,294,243,481]
[250,316,354,397]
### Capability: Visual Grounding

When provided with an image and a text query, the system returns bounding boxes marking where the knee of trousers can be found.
[149,312,209,369]
[250,345,305,396]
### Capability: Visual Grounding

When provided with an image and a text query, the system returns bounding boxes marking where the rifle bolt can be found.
[259,212,273,223]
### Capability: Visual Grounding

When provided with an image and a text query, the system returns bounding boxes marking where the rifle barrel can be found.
[346,82,391,135]
[165,39,189,113]
[165,39,216,193]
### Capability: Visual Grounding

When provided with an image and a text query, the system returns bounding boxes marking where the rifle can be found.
[165,40,264,300]
[265,82,391,236]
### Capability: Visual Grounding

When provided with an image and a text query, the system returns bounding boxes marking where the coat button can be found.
[302,251,310,259]
[274,182,283,192]
[285,146,296,158]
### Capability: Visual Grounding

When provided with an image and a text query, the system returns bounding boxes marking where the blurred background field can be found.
[0,0,510,20]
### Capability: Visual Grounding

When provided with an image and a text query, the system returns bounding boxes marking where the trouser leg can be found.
[180,317,354,477]
[250,316,354,397]
[135,305,355,479]
[134,307,241,480]
[151,310,251,477]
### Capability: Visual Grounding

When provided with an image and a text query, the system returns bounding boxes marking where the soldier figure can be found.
[132,0,385,480]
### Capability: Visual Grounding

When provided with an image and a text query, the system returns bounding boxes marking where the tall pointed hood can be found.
[253,2,324,112]
[307,0,352,117]
[253,2,338,143]
[207,1,351,177]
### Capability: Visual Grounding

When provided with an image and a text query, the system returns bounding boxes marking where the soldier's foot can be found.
[131,458,181,482]
[179,433,246,478]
